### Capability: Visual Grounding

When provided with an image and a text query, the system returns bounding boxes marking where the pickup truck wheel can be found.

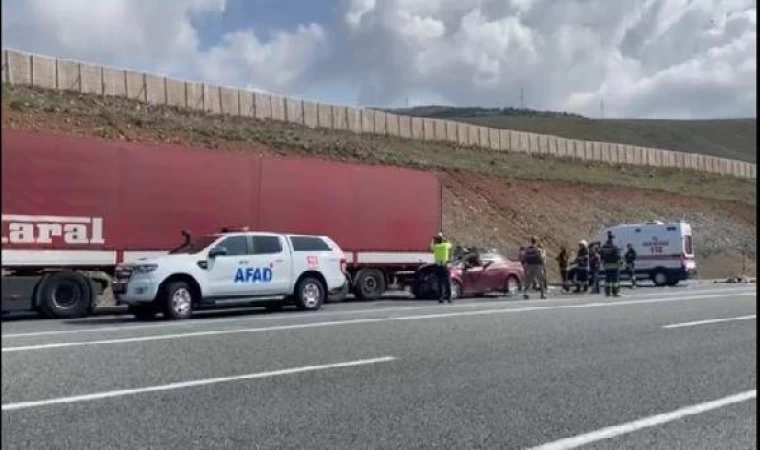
[294,277,325,311]
[128,304,158,321]
[37,272,93,319]
[354,269,386,301]
[161,282,194,320]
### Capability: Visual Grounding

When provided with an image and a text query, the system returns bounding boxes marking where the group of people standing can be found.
[430,231,639,304]
[555,233,638,296]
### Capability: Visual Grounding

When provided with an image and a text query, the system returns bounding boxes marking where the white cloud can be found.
[1,0,755,118]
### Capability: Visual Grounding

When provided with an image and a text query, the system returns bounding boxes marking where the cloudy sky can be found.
[2,0,756,119]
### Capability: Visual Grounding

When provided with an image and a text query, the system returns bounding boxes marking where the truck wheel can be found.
[128,304,158,321]
[160,282,194,320]
[37,272,93,319]
[354,269,386,301]
[294,277,325,311]
[327,281,349,303]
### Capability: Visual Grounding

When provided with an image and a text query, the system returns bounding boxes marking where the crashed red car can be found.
[412,250,524,299]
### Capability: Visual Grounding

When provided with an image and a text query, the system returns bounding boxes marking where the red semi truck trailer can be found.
[1,130,442,318]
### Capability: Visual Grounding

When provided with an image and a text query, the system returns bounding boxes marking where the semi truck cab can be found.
[114,231,347,320]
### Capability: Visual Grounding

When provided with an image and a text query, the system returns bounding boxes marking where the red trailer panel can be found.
[2,130,441,266]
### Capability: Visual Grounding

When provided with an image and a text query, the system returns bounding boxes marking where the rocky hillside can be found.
[3,85,756,279]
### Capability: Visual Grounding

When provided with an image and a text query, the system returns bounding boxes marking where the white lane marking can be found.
[527,389,756,450]
[663,315,756,329]
[2,292,753,353]
[3,287,750,340]
[1,356,396,412]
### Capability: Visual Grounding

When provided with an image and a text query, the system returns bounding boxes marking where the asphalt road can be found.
[2,283,756,450]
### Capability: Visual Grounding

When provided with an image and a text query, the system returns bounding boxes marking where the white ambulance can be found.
[592,220,697,287]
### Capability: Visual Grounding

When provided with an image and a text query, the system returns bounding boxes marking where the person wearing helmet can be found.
[599,231,623,297]
[430,232,453,303]
[574,240,590,293]
[624,243,638,288]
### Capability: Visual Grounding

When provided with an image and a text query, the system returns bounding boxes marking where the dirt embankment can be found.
[2,86,756,279]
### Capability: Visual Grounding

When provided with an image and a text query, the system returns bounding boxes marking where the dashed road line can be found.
[3,287,750,340]
[663,315,756,329]
[527,389,756,450]
[2,291,753,353]
[1,356,397,412]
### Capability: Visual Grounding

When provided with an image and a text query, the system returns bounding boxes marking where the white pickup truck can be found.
[113,230,347,320]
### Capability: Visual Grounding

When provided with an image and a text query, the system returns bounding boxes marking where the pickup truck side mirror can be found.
[208,247,228,258]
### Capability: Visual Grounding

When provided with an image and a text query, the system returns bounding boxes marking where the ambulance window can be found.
[684,235,693,255]
[291,236,331,252]
[667,226,677,231]
[214,236,249,256]
[253,235,282,254]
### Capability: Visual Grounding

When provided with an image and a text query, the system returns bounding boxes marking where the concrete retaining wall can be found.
[303,100,318,128]
[3,48,754,179]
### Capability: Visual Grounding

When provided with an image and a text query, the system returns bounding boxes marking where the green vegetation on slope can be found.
[386,106,757,164]
[2,84,755,207]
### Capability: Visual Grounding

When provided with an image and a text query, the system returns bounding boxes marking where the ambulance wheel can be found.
[294,277,325,311]
[354,269,386,301]
[37,272,93,319]
[652,270,668,287]
[160,282,194,320]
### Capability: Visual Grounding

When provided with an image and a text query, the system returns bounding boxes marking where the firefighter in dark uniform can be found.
[556,246,569,292]
[574,240,590,293]
[589,244,602,294]
[624,244,637,288]
[599,232,623,297]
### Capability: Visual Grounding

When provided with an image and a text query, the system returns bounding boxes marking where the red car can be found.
[412,250,524,299]
[450,251,524,298]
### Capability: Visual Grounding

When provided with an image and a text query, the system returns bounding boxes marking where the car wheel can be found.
[450,280,463,300]
[161,282,194,320]
[294,277,325,311]
[504,275,520,296]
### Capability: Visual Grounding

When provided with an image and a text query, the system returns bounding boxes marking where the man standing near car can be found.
[556,246,570,292]
[431,232,453,303]
[624,243,637,288]
[521,237,547,300]
[600,232,623,297]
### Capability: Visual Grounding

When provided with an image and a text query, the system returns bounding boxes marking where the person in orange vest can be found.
[431,232,453,303]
